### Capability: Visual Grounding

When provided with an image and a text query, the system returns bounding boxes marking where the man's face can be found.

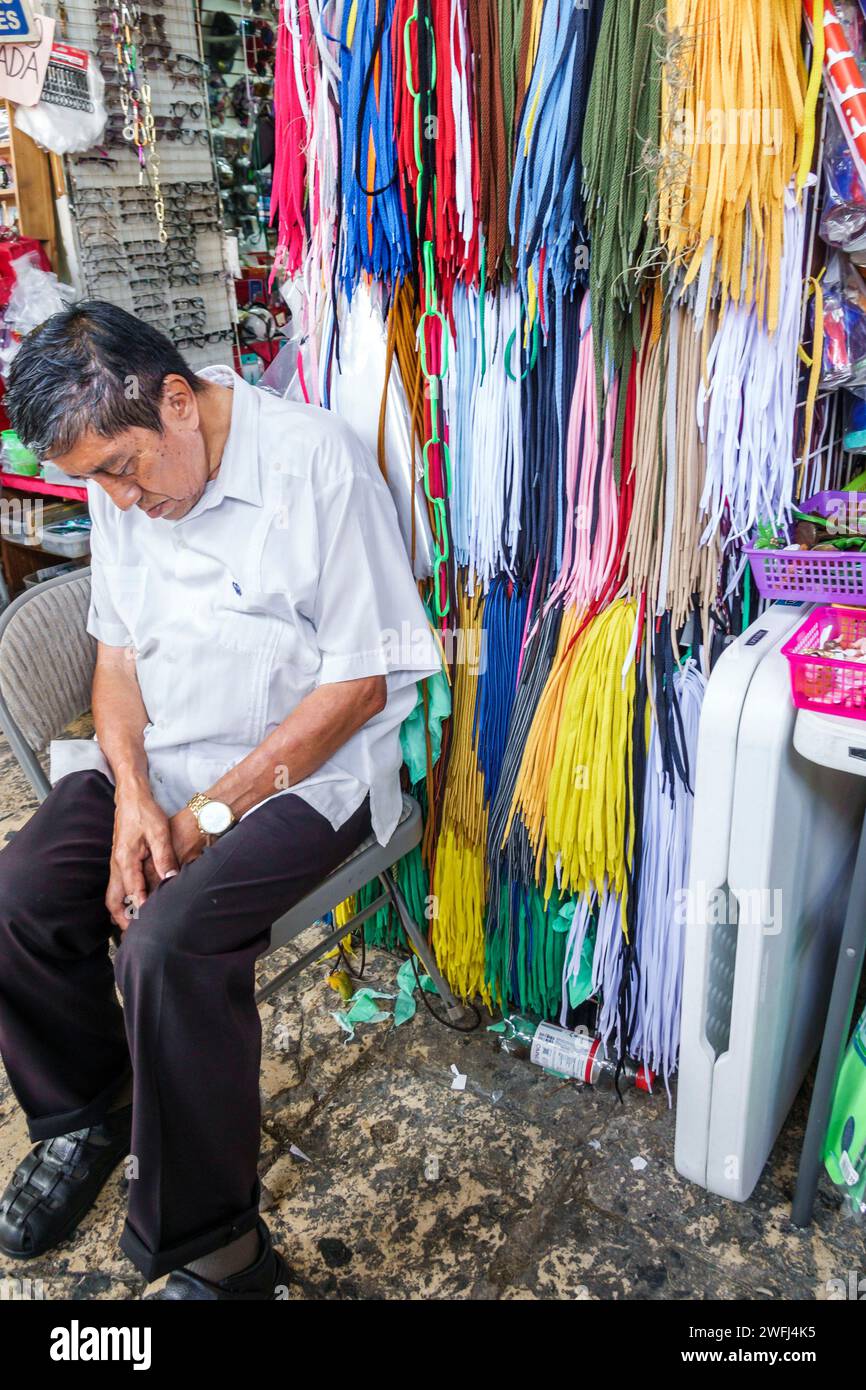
[51,375,210,522]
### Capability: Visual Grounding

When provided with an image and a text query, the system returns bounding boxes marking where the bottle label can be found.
[840,1150,860,1187]
[530,1022,594,1080]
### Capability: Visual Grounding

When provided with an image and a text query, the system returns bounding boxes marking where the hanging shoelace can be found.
[431,582,491,1003]
[582,0,664,441]
[508,0,599,316]
[340,0,412,292]
[443,283,523,581]
[473,574,529,806]
[465,0,510,283]
[543,598,637,911]
[392,0,479,309]
[271,0,317,278]
[544,293,619,614]
[484,603,563,1001]
[628,659,705,1094]
[512,290,582,592]
[659,0,805,331]
[697,188,808,544]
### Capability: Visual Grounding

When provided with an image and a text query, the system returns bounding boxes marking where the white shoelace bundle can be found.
[697,186,807,545]
[443,284,523,586]
[628,660,706,1097]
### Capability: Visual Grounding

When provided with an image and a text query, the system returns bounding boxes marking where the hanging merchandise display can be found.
[264,0,822,1098]
[38,0,239,367]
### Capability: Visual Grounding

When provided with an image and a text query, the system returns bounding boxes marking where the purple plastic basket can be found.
[746,546,866,605]
[746,492,866,604]
[799,491,866,522]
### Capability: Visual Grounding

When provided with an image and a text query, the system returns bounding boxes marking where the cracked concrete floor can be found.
[0,732,863,1301]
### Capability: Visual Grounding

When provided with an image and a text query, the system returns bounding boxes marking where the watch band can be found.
[186,792,212,824]
[185,792,235,838]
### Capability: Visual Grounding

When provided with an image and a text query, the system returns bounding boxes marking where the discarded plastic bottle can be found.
[499,1014,655,1092]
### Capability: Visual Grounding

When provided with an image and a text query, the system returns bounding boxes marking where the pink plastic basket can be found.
[746,547,866,605]
[781,606,866,721]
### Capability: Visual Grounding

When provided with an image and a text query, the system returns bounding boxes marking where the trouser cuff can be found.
[120,1182,262,1281]
[26,1064,134,1142]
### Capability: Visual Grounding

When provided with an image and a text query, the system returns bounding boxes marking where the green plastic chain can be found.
[404,4,451,619]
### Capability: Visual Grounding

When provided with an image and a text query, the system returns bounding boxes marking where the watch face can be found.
[199,800,233,835]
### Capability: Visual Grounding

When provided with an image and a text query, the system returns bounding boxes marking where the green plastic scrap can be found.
[331,963,439,1040]
[330,987,395,1043]
[393,957,438,1026]
[552,899,597,1009]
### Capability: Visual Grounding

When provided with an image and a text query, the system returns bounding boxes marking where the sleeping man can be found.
[0,301,439,1299]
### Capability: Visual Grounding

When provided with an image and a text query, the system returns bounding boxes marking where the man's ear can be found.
[161,374,199,429]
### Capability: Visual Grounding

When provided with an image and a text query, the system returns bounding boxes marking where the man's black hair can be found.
[4,300,204,459]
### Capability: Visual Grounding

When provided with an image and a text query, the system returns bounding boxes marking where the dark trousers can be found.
[0,769,372,1280]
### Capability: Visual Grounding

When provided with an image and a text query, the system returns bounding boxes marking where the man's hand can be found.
[107,782,179,931]
[168,807,206,870]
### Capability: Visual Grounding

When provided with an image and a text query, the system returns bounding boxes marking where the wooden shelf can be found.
[0,100,56,262]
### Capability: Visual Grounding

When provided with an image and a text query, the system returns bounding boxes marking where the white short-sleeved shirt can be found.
[53,365,442,846]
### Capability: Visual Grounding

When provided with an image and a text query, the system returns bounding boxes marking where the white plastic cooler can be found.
[675,603,866,1201]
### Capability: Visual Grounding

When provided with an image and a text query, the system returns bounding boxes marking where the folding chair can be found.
[0,567,463,1016]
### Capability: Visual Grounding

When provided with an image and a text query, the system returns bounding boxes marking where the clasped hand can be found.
[106,787,205,931]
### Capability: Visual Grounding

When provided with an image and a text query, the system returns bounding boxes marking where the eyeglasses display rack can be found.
[58,0,237,367]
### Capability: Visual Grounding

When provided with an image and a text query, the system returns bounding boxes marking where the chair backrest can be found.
[0,569,95,759]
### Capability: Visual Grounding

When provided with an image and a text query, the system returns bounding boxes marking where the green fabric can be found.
[400,663,451,783]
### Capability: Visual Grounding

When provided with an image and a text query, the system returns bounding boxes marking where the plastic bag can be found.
[824,1003,866,1221]
[820,254,866,389]
[820,108,866,252]
[0,254,76,372]
[15,46,106,155]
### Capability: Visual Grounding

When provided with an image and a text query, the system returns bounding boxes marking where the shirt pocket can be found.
[99,563,149,648]
[214,591,284,655]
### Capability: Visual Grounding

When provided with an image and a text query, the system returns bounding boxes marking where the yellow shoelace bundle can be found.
[543,599,638,918]
[659,0,806,330]
[430,583,492,1005]
[502,605,583,878]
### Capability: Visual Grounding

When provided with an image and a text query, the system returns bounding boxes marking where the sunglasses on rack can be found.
[75,153,119,168]
[120,184,215,203]
[127,235,197,255]
[134,293,171,308]
[80,232,125,256]
[173,328,234,348]
[168,269,229,287]
[162,128,210,146]
[71,188,117,210]
[74,211,120,232]
[98,38,171,64]
[160,181,217,195]
[171,314,208,335]
[169,100,204,120]
[96,11,166,38]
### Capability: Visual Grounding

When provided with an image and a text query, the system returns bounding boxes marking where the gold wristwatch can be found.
[186,793,236,839]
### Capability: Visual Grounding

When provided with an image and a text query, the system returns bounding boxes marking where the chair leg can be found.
[379,873,466,1020]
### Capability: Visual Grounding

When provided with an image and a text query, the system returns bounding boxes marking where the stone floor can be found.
[0,732,863,1301]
